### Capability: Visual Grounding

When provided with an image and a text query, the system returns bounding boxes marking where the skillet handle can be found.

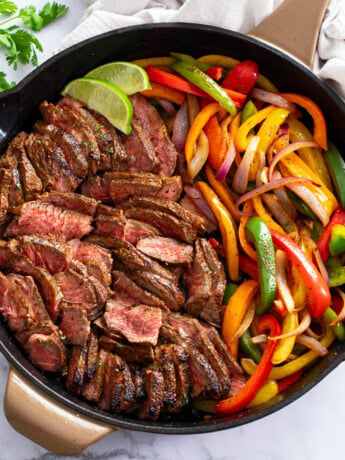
[4,367,113,456]
[249,0,330,69]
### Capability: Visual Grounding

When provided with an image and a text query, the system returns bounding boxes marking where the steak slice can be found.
[24,133,55,191]
[125,219,160,245]
[156,345,177,411]
[81,175,112,202]
[82,348,108,402]
[128,364,146,410]
[130,94,177,176]
[38,191,100,216]
[103,300,162,346]
[95,214,126,239]
[109,175,161,204]
[0,168,11,224]
[99,335,154,363]
[123,121,158,173]
[17,235,72,274]
[112,270,166,310]
[82,259,112,287]
[85,331,99,380]
[179,195,217,233]
[0,135,25,208]
[170,344,192,411]
[68,239,112,271]
[25,331,67,373]
[138,369,164,421]
[137,237,193,265]
[59,302,90,346]
[66,346,87,392]
[158,176,183,201]
[5,201,93,241]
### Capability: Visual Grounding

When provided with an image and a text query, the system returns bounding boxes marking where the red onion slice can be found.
[184,184,217,225]
[156,98,177,117]
[231,301,256,342]
[216,138,236,181]
[272,170,297,219]
[172,102,189,153]
[249,88,297,112]
[286,182,329,227]
[232,136,260,194]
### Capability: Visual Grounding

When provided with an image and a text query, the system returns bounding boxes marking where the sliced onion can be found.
[255,151,266,187]
[278,123,289,137]
[269,309,311,341]
[272,171,297,219]
[172,102,189,153]
[276,250,295,313]
[232,136,260,194]
[329,288,345,326]
[231,301,256,342]
[296,334,329,356]
[216,138,236,181]
[187,130,209,180]
[156,98,177,117]
[268,140,319,181]
[262,194,297,233]
[301,235,329,286]
[187,94,200,125]
[184,184,217,225]
[249,88,297,112]
[236,177,318,213]
[251,334,268,345]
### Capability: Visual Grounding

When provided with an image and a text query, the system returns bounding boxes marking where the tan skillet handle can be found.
[249,0,330,69]
[4,367,113,456]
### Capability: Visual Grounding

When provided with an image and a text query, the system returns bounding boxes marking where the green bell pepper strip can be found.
[239,330,263,364]
[324,141,345,208]
[170,61,237,116]
[241,100,257,123]
[245,217,277,314]
[170,52,211,72]
[329,224,345,256]
[327,265,345,287]
[223,283,238,305]
[312,221,324,243]
[286,189,319,220]
[323,307,345,341]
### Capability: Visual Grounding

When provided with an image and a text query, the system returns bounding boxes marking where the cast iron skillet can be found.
[1,15,345,451]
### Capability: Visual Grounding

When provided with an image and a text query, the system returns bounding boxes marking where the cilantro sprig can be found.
[0,1,69,90]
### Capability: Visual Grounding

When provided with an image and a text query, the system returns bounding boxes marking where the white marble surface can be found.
[1,1,345,459]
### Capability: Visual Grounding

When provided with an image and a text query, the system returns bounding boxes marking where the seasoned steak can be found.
[0,168,12,224]
[99,335,154,363]
[59,302,90,346]
[137,237,193,265]
[82,348,108,402]
[138,369,164,421]
[123,121,158,173]
[38,191,100,216]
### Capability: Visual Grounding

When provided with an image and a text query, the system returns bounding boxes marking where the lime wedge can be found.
[62,78,133,134]
[85,61,151,95]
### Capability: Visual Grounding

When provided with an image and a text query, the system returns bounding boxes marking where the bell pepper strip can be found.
[241,323,335,380]
[223,88,247,107]
[239,200,257,261]
[270,230,331,318]
[170,52,211,72]
[222,60,259,94]
[273,297,288,318]
[245,217,277,314]
[217,314,281,414]
[286,189,318,220]
[132,56,175,68]
[329,224,345,256]
[317,206,345,261]
[327,265,345,287]
[185,102,219,163]
[241,100,257,124]
[204,115,227,170]
[187,130,209,180]
[289,118,332,191]
[247,379,279,407]
[239,254,259,280]
[291,262,307,310]
[272,311,299,365]
[323,307,345,341]
[209,237,220,250]
[198,181,239,281]
[205,164,240,222]
[140,81,185,105]
[239,330,262,364]
[230,112,243,167]
[222,280,258,358]
[235,105,275,152]
[252,196,285,234]
[170,61,238,115]
[205,66,223,81]
[223,283,238,305]
[325,141,345,208]
[277,371,303,393]
[280,93,328,150]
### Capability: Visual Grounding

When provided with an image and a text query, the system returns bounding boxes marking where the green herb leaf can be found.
[5,28,42,69]
[0,71,15,91]
[0,1,17,16]
[18,6,43,32]
[38,2,69,27]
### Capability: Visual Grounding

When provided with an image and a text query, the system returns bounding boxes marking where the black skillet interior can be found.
[0,23,345,434]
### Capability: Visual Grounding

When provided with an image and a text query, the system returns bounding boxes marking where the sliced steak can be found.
[59,302,90,346]
[156,345,177,411]
[138,369,164,421]
[24,133,56,191]
[25,331,67,373]
[81,175,112,202]
[103,300,162,346]
[158,176,183,201]
[82,259,112,287]
[170,344,192,410]
[38,191,99,216]
[0,168,11,224]
[99,335,154,363]
[68,239,112,271]
[123,121,158,173]
[82,348,108,402]
[5,201,93,241]
[137,237,193,265]
[95,214,126,239]
[179,195,217,233]
[85,331,99,380]
[128,364,146,409]
[109,175,161,204]
[130,94,177,176]
[125,219,160,245]
[66,346,87,392]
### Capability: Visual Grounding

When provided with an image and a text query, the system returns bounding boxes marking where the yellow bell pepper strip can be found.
[132,56,176,67]
[245,217,277,314]
[289,118,332,191]
[235,105,275,152]
[205,164,240,222]
[252,196,285,233]
[222,280,258,358]
[291,264,308,310]
[140,82,185,105]
[185,102,219,163]
[217,314,281,415]
[280,93,328,150]
[272,311,299,365]
[247,379,279,407]
[241,323,335,380]
[198,181,239,281]
[239,200,257,261]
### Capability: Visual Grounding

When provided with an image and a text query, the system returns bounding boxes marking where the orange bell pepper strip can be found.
[217,314,281,415]
[222,280,259,358]
[280,93,328,150]
[204,115,227,170]
[205,164,240,222]
[230,112,242,166]
[239,200,257,261]
[185,102,219,164]
[140,82,185,105]
[235,105,275,152]
[198,181,239,281]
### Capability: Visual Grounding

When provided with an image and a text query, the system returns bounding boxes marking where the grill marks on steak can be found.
[99,335,154,363]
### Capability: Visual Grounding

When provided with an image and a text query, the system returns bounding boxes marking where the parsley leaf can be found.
[0,71,15,91]
[39,2,69,27]
[4,26,42,69]
[0,1,17,16]
[18,6,43,32]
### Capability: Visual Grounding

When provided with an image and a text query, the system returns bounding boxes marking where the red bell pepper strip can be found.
[317,206,345,261]
[222,60,259,94]
[331,294,343,314]
[216,314,281,415]
[270,230,331,318]
[239,254,259,280]
[205,66,223,81]
[277,370,303,393]
[209,237,220,250]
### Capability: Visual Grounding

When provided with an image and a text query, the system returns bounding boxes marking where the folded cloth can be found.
[59,0,345,99]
